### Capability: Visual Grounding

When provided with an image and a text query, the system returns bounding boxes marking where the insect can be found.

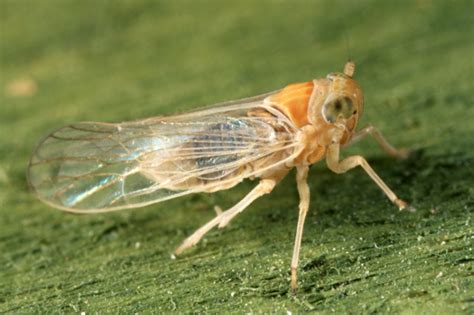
[28,61,409,292]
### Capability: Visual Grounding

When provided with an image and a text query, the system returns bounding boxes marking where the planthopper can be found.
[28,61,410,292]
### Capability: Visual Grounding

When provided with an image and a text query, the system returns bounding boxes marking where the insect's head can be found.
[309,61,364,143]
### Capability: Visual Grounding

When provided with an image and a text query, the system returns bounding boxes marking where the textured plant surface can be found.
[1,1,473,313]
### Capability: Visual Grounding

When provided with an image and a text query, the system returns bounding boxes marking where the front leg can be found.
[343,124,409,159]
[290,165,310,293]
[326,143,408,210]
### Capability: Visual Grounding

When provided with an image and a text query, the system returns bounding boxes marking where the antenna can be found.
[343,31,352,62]
[342,30,355,77]
[344,60,355,77]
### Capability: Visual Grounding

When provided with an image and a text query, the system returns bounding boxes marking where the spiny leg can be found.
[343,124,409,159]
[213,205,223,215]
[326,143,408,210]
[218,179,276,228]
[291,166,310,293]
[174,178,277,255]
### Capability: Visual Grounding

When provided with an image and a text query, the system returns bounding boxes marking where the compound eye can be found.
[322,97,354,123]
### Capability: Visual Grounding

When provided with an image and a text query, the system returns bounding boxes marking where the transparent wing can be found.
[28,99,302,213]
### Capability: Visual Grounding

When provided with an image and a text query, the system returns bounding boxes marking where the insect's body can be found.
[28,61,409,292]
[135,105,298,194]
[144,72,363,192]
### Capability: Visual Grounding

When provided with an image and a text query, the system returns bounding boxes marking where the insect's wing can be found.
[28,100,302,213]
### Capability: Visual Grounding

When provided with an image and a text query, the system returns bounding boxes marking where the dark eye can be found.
[322,97,354,123]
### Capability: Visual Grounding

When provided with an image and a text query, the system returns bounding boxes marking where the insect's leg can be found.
[174,214,222,255]
[174,178,277,255]
[217,179,276,228]
[343,125,409,159]
[290,166,310,293]
[326,143,408,210]
[213,205,223,216]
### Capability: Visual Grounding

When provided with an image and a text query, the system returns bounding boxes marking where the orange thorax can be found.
[265,81,314,128]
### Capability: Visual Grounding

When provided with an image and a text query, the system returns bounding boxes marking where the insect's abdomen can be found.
[139,115,294,193]
[192,120,250,180]
[265,81,314,128]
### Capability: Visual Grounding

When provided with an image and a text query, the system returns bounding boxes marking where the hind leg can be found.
[174,178,277,255]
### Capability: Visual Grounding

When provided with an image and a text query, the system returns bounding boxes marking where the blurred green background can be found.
[1,0,473,313]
